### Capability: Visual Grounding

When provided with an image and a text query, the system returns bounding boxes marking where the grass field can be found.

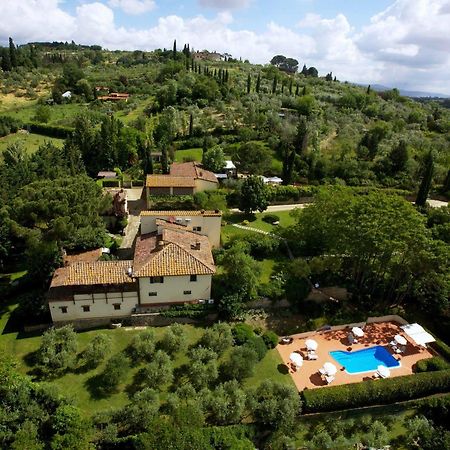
[174,147,203,162]
[0,132,64,154]
[0,301,293,415]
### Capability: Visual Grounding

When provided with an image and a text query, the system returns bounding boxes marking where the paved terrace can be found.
[276,321,433,391]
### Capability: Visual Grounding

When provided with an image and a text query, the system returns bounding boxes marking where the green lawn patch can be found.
[0,132,64,154]
[175,147,203,162]
[244,348,296,390]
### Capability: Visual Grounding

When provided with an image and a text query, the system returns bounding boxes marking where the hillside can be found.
[0,41,448,194]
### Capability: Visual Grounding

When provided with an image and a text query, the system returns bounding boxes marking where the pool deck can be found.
[276,321,433,391]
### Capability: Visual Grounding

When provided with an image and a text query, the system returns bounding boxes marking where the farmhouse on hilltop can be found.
[48,210,221,326]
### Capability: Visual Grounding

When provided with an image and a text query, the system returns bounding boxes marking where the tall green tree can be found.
[389,140,409,173]
[202,145,225,173]
[416,151,434,207]
[9,37,17,68]
[272,76,277,94]
[256,73,261,93]
[238,176,269,214]
[246,73,251,94]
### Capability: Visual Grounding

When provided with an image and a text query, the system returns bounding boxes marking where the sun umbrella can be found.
[305,339,318,351]
[377,365,391,378]
[323,362,337,376]
[352,326,364,337]
[394,334,407,346]
[289,352,303,367]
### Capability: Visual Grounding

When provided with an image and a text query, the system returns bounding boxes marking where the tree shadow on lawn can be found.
[85,373,116,400]
[277,363,289,375]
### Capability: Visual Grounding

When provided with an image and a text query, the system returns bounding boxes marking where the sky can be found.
[0,0,449,94]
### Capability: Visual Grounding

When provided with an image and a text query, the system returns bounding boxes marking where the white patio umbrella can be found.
[401,323,436,347]
[323,362,337,376]
[377,365,391,378]
[305,339,318,351]
[289,352,303,368]
[352,326,364,337]
[394,334,408,346]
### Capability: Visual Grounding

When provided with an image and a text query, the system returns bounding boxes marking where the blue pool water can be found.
[330,346,400,374]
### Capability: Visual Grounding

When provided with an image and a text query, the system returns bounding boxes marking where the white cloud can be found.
[198,0,251,10]
[108,0,156,15]
[0,0,449,93]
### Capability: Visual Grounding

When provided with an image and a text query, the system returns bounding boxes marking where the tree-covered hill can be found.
[0,38,448,193]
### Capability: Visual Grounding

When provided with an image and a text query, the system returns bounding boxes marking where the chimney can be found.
[191,242,201,250]
[158,240,164,247]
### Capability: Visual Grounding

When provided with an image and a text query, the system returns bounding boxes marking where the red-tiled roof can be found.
[170,162,218,184]
[133,227,215,277]
[146,175,196,188]
[50,260,135,287]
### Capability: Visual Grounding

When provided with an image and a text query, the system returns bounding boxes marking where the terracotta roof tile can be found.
[50,260,134,287]
[133,227,215,277]
[170,162,218,183]
[146,175,196,188]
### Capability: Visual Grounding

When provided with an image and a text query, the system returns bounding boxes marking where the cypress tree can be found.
[173,39,177,59]
[9,37,17,68]
[247,73,251,94]
[185,57,190,71]
[289,79,293,95]
[416,151,434,207]
[295,84,299,96]
[281,81,285,94]
[202,136,208,164]
[302,86,307,96]
[256,73,261,93]
[225,69,229,83]
[442,169,450,194]
[191,58,194,71]
[161,144,169,174]
[189,113,194,137]
[367,85,371,95]
[272,76,277,94]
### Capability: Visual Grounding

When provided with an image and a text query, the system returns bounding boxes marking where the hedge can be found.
[301,369,450,413]
[415,357,450,373]
[430,338,450,362]
[27,122,73,139]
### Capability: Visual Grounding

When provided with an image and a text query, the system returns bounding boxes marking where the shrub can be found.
[28,122,73,138]
[199,323,233,355]
[262,214,280,224]
[36,325,78,375]
[222,346,258,381]
[262,331,279,349]
[232,323,254,345]
[415,357,450,373]
[128,330,156,363]
[82,334,111,369]
[139,350,173,389]
[232,234,280,259]
[430,339,450,362]
[159,323,187,356]
[99,354,129,394]
[302,370,450,413]
[245,336,268,361]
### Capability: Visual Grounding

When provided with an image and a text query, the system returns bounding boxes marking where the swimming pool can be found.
[330,346,400,374]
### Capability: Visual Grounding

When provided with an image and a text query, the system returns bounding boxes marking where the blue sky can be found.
[1,0,449,94]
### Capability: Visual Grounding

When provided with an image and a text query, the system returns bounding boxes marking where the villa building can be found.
[48,210,220,325]
[146,162,218,201]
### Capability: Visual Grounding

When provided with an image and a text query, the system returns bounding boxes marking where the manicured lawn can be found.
[0,132,64,155]
[223,210,297,235]
[175,147,203,162]
[244,348,296,389]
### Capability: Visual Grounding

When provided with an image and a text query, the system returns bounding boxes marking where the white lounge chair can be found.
[319,368,326,375]
[308,353,318,361]
[325,375,335,384]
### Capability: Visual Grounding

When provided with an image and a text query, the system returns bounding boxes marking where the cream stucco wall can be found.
[138,275,212,305]
[194,179,218,192]
[50,291,139,322]
[140,214,221,247]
